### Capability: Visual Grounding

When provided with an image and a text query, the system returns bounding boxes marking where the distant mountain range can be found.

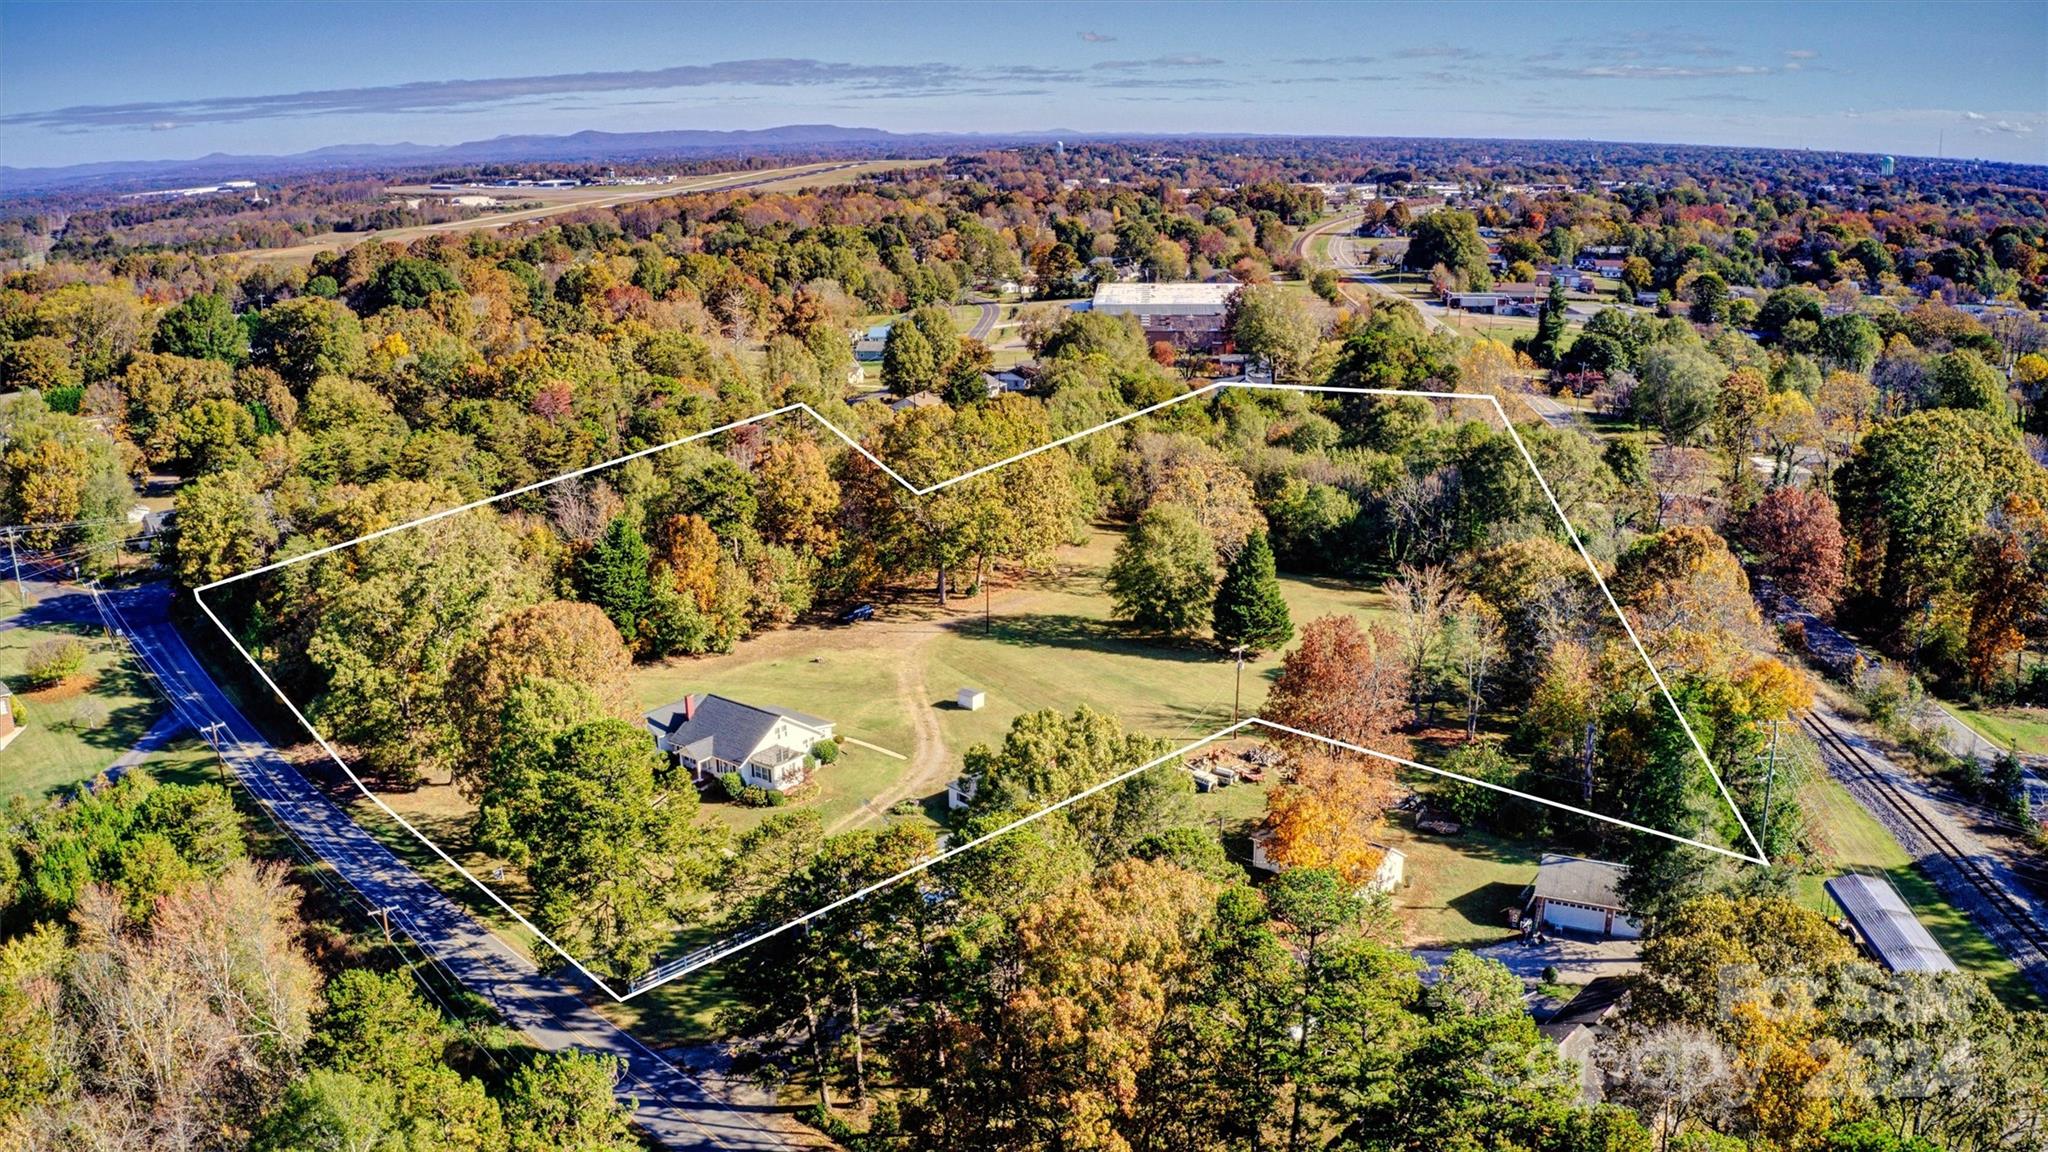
[0,124,1080,195]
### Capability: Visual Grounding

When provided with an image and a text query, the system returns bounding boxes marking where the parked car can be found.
[839,603,876,624]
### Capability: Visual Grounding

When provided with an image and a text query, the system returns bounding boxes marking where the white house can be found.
[1249,829,1406,894]
[1523,854,1641,939]
[645,694,835,793]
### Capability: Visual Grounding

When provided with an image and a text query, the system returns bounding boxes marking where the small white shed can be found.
[957,687,987,711]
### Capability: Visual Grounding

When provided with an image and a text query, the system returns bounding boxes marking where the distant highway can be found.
[95,582,818,1151]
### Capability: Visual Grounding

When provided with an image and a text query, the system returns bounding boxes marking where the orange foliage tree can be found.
[1260,615,1411,755]
[1261,751,1397,888]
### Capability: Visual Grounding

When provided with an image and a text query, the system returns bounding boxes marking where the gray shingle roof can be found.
[1826,874,1956,974]
[1532,853,1630,910]
[644,694,828,766]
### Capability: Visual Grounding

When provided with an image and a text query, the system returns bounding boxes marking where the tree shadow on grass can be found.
[949,611,1221,666]
[1447,880,1528,934]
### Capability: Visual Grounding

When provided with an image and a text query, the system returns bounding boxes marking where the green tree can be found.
[251,296,365,387]
[881,317,940,396]
[153,292,247,363]
[1106,503,1217,636]
[170,469,277,588]
[502,1051,638,1152]
[1530,281,1569,367]
[575,516,655,646]
[1931,349,2010,419]
[257,1067,398,1152]
[488,717,714,981]
[1231,285,1321,382]
[1836,407,2046,614]
[1633,343,1723,445]
[1401,210,1490,286]
[1212,529,1293,655]
[365,258,463,313]
[1687,271,1729,325]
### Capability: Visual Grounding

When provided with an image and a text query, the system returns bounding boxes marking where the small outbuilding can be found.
[956,687,987,711]
[1524,854,1641,939]
[1826,874,1956,973]
[0,679,19,751]
[947,773,980,810]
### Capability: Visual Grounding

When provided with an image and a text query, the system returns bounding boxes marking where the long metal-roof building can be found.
[1825,874,1956,974]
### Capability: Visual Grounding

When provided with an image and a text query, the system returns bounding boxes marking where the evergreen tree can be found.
[1530,282,1569,368]
[576,516,654,645]
[1212,530,1293,654]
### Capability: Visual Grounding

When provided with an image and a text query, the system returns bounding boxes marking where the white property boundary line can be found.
[193,382,1769,1002]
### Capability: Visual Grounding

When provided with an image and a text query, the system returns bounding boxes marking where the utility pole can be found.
[6,530,20,608]
[984,578,992,636]
[1757,720,1780,855]
[1580,720,1598,806]
[1231,644,1248,723]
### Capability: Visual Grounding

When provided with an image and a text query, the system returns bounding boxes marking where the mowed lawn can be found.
[925,530,1393,764]
[0,616,168,802]
[1949,703,2048,758]
[1796,771,2039,1008]
[1190,767,1537,949]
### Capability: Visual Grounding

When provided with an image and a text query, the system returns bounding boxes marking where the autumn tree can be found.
[1741,485,1847,616]
[447,600,637,791]
[1966,494,2048,690]
[755,436,841,557]
[1609,524,1765,675]
[1260,751,1397,888]
[1262,615,1411,755]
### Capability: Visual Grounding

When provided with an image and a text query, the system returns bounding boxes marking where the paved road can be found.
[97,582,816,1151]
[966,300,999,342]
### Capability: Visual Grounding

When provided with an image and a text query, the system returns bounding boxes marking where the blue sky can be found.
[2,0,2043,168]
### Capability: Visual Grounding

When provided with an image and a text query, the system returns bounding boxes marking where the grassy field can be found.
[1949,703,2048,758]
[0,614,172,803]
[619,527,1395,843]
[1190,768,1537,949]
[240,160,934,264]
[1796,770,2040,1008]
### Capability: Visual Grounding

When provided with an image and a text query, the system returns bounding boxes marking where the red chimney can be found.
[683,695,697,722]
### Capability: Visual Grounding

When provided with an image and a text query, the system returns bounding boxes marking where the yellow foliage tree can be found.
[1260,751,1397,889]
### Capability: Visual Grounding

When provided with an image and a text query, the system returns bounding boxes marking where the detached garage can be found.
[1524,854,1642,939]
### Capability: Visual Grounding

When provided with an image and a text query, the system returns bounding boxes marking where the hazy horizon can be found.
[3,0,2043,169]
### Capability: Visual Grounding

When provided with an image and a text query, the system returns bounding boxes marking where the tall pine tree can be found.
[577,516,654,645]
[1530,281,1568,368]
[1212,530,1293,654]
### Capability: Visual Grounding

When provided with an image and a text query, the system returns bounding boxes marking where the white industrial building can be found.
[1090,282,1240,350]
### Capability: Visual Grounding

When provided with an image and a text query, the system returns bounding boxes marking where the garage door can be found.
[1541,900,1608,935]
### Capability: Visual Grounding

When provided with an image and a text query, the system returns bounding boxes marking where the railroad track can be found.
[1800,710,2048,967]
